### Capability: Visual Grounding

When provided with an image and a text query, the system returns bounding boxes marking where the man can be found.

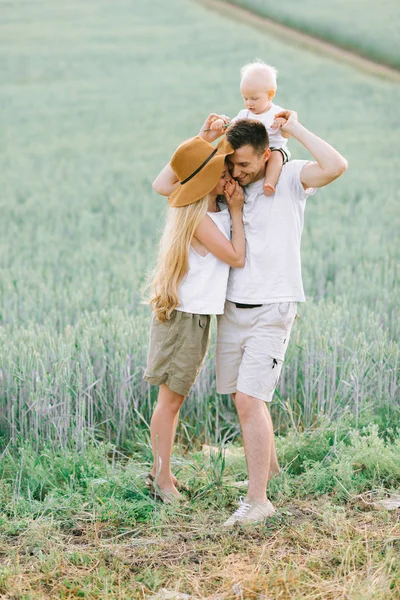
[215,111,348,526]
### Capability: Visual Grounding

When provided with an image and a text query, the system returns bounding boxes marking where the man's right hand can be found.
[199,113,231,143]
[274,111,348,190]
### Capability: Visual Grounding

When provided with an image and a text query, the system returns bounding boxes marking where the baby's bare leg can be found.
[264,150,284,196]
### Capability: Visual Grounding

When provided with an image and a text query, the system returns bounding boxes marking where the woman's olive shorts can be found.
[144,310,211,396]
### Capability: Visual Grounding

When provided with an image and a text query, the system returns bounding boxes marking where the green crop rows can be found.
[227,0,400,70]
[1,0,399,448]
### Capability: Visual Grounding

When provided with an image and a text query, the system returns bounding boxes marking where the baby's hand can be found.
[224,180,244,212]
[273,110,299,138]
[270,116,287,132]
[199,114,231,142]
[210,118,226,131]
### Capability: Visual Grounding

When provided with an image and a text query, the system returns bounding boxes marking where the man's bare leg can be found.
[264,403,280,478]
[233,391,274,503]
[149,384,185,497]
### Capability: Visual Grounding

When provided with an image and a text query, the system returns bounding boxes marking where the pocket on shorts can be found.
[277,302,297,329]
[183,314,208,347]
[199,315,208,330]
[175,314,211,381]
[266,356,284,396]
[196,315,211,363]
[148,311,177,355]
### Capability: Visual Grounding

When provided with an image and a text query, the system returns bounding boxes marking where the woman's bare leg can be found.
[149,384,185,496]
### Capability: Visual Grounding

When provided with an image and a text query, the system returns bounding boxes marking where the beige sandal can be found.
[145,473,188,492]
[145,473,185,504]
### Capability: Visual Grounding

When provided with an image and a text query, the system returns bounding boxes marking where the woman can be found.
[144,115,245,502]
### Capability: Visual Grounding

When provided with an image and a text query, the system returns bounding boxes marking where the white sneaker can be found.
[223,497,276,527]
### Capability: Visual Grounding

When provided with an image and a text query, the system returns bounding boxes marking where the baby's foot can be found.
[263,181,276,196]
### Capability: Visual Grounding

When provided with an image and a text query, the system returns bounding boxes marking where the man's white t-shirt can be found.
[234,103,288,150]
[226,160,315,304]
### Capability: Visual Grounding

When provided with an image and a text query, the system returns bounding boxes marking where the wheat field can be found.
[1,1,400,598]
[1,0,399,449]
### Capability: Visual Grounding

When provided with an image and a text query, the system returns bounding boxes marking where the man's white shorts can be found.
[216,301,297,402]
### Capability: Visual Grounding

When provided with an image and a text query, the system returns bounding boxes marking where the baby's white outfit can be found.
[233,103,290,161]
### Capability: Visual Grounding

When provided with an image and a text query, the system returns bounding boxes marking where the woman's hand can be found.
[224,180,244,213]
[199,113,231,142]
[195,179,245,268]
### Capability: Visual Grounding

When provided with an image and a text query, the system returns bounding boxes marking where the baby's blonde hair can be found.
[240,59,278,91]
[149,197,209,322]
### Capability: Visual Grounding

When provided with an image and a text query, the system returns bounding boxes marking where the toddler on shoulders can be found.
[233,60,290,196]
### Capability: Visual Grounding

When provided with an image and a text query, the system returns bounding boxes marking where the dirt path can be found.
[196,0,400,84]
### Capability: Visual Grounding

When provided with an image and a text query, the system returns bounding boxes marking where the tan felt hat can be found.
[168,135,234,208]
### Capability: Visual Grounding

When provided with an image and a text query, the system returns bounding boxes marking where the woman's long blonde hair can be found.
[149,196,209,322]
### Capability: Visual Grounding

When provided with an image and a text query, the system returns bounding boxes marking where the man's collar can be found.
[244,179,264,195]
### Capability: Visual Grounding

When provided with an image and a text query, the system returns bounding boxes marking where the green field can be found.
[1,423,399,598]
[1,0,399,447]
[1,0,400,596]
[227,0,400,70]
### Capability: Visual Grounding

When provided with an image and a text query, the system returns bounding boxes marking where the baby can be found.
[212,60,290,196]
[237,60,290,195]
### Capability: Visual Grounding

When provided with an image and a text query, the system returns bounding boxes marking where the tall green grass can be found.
[1,0,399,448]
[1,423,399,598]
[2,420,399,524]
[226,0,400,70]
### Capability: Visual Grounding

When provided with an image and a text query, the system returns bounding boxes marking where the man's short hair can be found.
[226,119,269,155]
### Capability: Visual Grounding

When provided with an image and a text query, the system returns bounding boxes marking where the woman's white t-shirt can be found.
[177,206,231,315]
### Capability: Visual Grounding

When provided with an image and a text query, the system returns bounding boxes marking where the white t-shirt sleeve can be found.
[282,160,316,200]
[231,109,248,123]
